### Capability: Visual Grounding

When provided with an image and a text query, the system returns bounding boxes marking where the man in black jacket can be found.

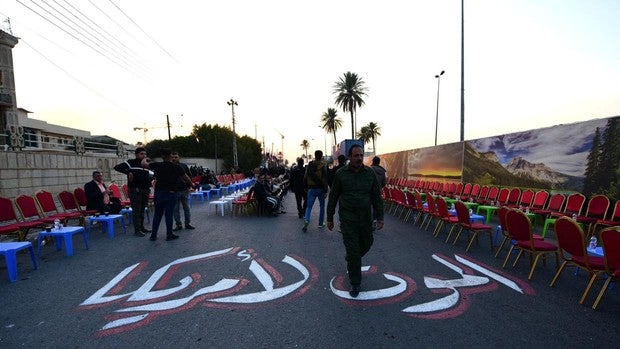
[171,152,195,231]
[290,158,307,218]
[114,147,152,237]
[84,171,122,214]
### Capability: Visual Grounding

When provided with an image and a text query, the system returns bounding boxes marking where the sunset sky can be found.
[2,0,619,163]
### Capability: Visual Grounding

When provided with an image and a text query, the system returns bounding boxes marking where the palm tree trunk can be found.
[372,137,376,155]
[333,132,337,150]
[350,110,355,139]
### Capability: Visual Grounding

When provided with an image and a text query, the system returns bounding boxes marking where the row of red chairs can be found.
[501,208,619,310]
[382,185,619,309]
[217,173,246,186]
[383,180,620,236]
[0,188,98,241]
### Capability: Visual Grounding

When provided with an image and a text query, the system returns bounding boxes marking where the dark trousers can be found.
[294,190,307,217]
[152,191,177,237]
[341,219,374,286]
[129,187,150,232]
[174,190,191,226]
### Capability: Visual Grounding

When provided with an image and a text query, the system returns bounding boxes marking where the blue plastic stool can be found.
[37,226,89,257]
[0,242,38,282]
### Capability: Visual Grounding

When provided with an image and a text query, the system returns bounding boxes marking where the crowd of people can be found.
[86,146,387,298]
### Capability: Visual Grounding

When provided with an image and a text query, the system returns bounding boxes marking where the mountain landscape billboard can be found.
[378,116,617,193]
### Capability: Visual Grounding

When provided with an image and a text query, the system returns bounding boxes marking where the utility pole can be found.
[166,114,171,141]
[460,0,465,142]
[227,98,239,169]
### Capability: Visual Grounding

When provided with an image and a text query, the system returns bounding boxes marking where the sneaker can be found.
[149,235,157,241]
[185,224,195,230]
[166,234,180,241]
[141,228,152,233]
[349,285,361,298]
[318,223,325,228]
[302,221,309,232]
[134,231,146,237]
[173,225,183,232]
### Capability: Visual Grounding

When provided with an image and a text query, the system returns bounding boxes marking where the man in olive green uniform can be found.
[327,144,384,298]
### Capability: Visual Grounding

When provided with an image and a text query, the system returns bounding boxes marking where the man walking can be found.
[371,156,387,188]
[114,147,152,237]
[290,158,307,219]
[171,152,195,231]
[327,144,384,298]
[302,150,328,232]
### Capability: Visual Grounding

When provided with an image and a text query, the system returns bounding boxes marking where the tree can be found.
[147,122,262,173]
[599,117,620,189]
[333,71,367,139]
[357,126,371,146]
[300,139,310,158]
[364,121,381,154]
[320,107,343,149]
[582,127,602,196]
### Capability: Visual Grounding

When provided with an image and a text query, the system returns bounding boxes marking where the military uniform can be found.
[327,164,384,287]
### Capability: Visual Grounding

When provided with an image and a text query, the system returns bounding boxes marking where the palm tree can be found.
[333,71,368,139]
[357,126,371,147]
[365,121,381,154]
[300,139,310,158]
[320,107,343,149]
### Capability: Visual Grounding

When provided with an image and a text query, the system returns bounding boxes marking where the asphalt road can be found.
[1,193,618,348]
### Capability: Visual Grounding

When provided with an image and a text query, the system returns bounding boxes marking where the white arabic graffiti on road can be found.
[330,253,533,319]
[79,247,319,336]
[80,249,533,336]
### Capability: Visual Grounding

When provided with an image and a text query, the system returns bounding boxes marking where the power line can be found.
[50,0,154,78]
[19,37,129,112]
[107,0,178,62]
[58,0,143,61]
[16,0,150,81]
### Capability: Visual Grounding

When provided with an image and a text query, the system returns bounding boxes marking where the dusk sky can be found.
[2,1,619,163]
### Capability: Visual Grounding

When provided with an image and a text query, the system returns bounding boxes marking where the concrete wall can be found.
[0,149,127,199]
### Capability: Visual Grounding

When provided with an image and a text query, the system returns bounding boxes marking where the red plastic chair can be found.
[413,191,429,226]
[505,188,521,207]
[422,194,439,231]
[532,193,565,217]
[551,193,586,219]
[35,190,82,224]
[503,209,559,280]
[494,206,512,258]
[15,195,57,225]
[468,184,481,202]
[402,191,418,222]
[57,191,90,225]
[517,189,534,208]
[73,188,98,215]
[480,186,499,205]
[592,200,620,235]
[496,188,510,205]
[0,197,46,241]
[549,217,606,305]
[452,201,494,253]
[592,227,620,309]
[433,196,458,240]
[530,190,550,211]
[475,185,490,204]
[108,184,130,206]
[576,194,610,235]
[461,183,472,200]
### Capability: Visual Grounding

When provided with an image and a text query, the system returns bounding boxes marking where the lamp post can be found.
[227,98,238,170]
[434,70,445,146]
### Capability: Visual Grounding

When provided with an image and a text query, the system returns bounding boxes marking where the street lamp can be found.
[434,70,445,146]
[227,98,238,170]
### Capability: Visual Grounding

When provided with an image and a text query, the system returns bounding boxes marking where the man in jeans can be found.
[171,152,195,231]
[302,150,328,232]
[113,147,152,237]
